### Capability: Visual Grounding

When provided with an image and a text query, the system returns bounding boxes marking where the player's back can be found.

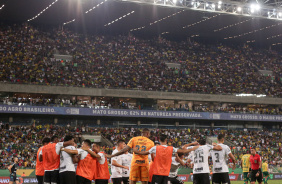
[242,154,251,172]
[59,145,76,173]
[127,136,154,166]
[193,145,213,174]
[210,143,230,173]
[262,162,268,172]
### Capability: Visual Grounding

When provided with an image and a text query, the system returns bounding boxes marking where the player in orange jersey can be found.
[108,128,154,184]
[35,137,50,184]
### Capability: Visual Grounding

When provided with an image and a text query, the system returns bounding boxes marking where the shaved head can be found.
[142,128,150,138]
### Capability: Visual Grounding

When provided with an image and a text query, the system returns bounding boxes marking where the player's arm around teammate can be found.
[175,154,186,166]
[62,143,101,159]
[182,142,199,149]
[133,144,199,155]
[38,136,74,162]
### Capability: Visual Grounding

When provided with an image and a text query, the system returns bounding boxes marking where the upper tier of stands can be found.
[1,24,282,97]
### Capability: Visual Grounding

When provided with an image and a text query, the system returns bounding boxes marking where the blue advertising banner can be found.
[0,105,282,122]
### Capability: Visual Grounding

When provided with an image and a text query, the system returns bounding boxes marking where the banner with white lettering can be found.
[0,105,282,122]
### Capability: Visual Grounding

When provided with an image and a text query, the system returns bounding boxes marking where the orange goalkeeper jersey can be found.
[127,136,154,166]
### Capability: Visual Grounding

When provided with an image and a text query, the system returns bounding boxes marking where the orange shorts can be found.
[129,164,149,181]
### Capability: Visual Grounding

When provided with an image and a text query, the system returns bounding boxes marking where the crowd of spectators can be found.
[0,122,281,170]
[1,24,282,96]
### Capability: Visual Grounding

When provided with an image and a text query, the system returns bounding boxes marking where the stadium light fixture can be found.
[27,0,58,22]
[250,3,260,13]
[125,0,282,22]
[183,14,219,28]
[255,4,260,11]
[63,19,75,26]
[104,11,135,26]
[225,22,282,40]
[214,18,253,32]
[85,0,107,14]
[131,9,184,32]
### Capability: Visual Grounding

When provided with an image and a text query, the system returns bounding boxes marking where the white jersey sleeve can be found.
[55,142,64,155]
[172,147,178,153]
[77,149,88,160]
[149,146,156,154]
[148,154,152,162]
[149,145,177,154]
[98,152,106,165]
[188,151,194,163]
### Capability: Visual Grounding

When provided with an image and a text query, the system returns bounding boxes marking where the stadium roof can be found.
[1,0,282,47]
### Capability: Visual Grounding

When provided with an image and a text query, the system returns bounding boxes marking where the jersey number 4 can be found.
[136,145,146,151]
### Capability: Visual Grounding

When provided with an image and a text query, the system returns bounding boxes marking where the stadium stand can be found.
[1,24,282,97]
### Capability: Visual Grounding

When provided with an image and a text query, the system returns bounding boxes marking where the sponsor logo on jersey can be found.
[135,160,145,164]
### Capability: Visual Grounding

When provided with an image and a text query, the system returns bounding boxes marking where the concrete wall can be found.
[1,83,282,104]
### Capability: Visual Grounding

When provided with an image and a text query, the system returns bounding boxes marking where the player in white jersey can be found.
[59,135,76,184]
[111,139,129,184]
[121,151,133,184]
[183,138,222,184]
[187,151,194,169]
[210,134,236,184]
[168,153,186,184]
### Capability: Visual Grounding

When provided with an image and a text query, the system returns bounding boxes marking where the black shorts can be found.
[168,176,184,184]
[193,173,210,184]
[212,173,230,184]
[76,175,91,184]
[112,178,122,184]
[10,174,19,182]
[122,177,129,184]
[151,175,169,184]
[59,171,76,184]
[44,170,59,184]
[251,170,263,183]
[36,175,44,184]
[95,179,108,184]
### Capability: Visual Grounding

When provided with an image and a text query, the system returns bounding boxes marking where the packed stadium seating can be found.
[0,124,281,170]
[1,24,282,97]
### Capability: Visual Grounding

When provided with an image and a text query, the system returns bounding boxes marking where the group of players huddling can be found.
[8,128,270,184]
